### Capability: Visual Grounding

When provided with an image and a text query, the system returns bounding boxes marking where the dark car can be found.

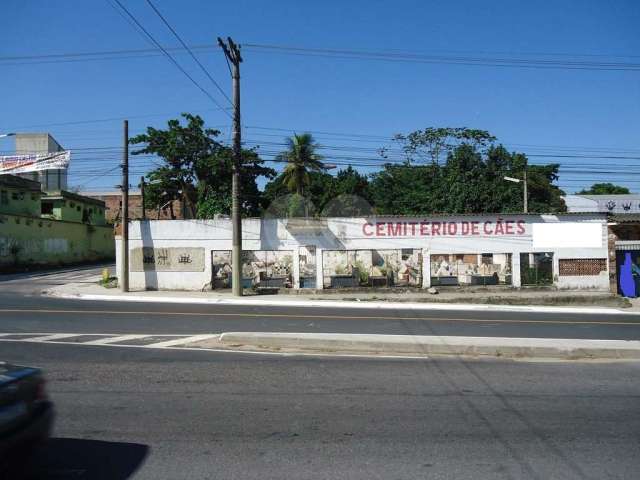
[0,363,54,466]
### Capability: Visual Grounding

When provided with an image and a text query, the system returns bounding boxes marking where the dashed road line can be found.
[82,334,150,345]
[28,333,85,342]
[0,333,202,349]
[143,334,219,348]
[0,332,430,360]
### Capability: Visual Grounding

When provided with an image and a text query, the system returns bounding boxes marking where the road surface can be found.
[1,265,639,479]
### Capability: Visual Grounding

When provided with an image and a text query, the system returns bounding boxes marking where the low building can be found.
[116,214,610,292]
[564,194,640,214]
[0,174,114,270]
[41,190,107,225]
[564,194,640,296]
[14,133,68,191]
[0,174,42,217]
[80,190,187,224]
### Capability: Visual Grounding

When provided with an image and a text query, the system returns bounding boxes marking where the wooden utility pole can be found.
[140,176,146,220]
[218,36,243,296]
[523,160,528,214]
[120,120,129,292]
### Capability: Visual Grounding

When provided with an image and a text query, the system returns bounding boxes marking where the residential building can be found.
[14,133,68,191]
[0,174,42,217]
[0,174,114,270]
[80,190,188,224]
[41,190,107,225]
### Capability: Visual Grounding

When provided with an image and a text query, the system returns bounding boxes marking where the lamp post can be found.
[504,172,528,214]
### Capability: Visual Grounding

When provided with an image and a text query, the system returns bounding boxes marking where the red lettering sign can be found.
[361,218,527,237]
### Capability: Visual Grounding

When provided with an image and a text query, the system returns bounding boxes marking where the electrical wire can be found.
[143,0,232,105]
[109,0,231,117]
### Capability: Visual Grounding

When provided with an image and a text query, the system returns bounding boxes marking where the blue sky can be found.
[1,0,639,193]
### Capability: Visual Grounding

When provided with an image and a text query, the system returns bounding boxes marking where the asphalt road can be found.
[1,264,640,341]
[2,265,640,479]
[3,341,640,480]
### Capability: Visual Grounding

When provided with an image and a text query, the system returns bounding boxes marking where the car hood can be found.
[0,362,40,387]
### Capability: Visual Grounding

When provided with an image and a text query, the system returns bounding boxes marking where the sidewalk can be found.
[44,280,636,315]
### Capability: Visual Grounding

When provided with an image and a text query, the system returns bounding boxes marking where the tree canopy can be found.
[275,133,325,195]
[135,119,569,219]
[577,183,630,195]
[131,114,274,218]
[369,144,566,214]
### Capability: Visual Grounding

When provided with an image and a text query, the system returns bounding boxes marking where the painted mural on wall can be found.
[210,250,294,288]
[430,253,512,286]
[242,250,293,287]
[322,249,422,288]
[130,247,205,272]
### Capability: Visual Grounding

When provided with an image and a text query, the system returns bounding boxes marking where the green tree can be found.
[263,170,335,216]
[275,133,325,195]
[369,143,566,215]
[131,114,274,218]
[392,127,496,164]
[369,162,442,215]
[578,183,630,195]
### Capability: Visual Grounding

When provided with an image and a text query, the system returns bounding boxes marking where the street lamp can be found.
[504,173,528,213]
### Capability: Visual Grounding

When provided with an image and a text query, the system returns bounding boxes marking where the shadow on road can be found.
[6,437,148,479]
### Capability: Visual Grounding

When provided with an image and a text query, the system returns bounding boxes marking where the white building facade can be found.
[116,213,610,292]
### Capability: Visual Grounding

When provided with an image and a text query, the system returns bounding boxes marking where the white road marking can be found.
[82,334,150,345]
[0,333,431,360]
[28,333,84,342]
[142,334,219,348]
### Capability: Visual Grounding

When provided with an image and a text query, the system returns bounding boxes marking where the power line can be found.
[143,0,232,105]
[5,42,640,71]
[243,43,640,72]
[109,0,232,117]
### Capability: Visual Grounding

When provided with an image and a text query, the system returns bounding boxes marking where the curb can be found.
[46,291,636,316]
[216,332,640,360]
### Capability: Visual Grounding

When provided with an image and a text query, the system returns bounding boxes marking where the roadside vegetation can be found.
[131,114,627,218]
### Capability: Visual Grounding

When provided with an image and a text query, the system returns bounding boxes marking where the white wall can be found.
[116,214,610,291]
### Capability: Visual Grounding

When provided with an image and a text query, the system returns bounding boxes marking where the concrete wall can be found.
[0,213,114,269]
[116,214,610,291]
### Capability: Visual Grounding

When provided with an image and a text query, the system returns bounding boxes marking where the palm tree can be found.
[276,133,325,196]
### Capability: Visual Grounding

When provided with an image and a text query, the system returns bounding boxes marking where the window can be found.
[559,258,606,276]
[11,192,18,200]
[18,192,25,200]
[0,190,7,205]
[31,193,38,201]
[41,202,53,215]
[520,252,554,285]
[77,206,81,212]
[70,202,75,208]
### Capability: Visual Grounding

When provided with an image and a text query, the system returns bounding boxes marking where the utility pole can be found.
[218,36,243,296]
[120,120,129,292]
[523,160,528,214]
[140,176,146,220]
